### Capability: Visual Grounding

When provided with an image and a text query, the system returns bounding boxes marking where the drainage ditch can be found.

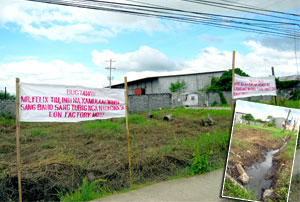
[244,141,287,199]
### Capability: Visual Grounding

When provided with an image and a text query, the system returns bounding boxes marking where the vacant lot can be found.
[0,107,231,201]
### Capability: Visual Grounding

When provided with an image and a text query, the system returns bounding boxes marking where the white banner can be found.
[233,74,277,99]
[19,82,125,122]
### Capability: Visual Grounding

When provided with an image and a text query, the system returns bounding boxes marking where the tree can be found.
[0,90,15,100]
[169,80,187,93]
[206,68,249,92]
[242,113,255,122]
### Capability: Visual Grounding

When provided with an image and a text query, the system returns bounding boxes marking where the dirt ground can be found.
[226,125,285,178]
[0,108,231,201]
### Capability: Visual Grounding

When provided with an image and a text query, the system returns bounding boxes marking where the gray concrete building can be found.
[111,70,226,95]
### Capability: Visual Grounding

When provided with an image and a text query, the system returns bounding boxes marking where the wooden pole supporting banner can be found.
[230,51,236,133]
[124,77,132,185]
[271,67,277,106]
[231,51,236,112]
[16,78,22,202]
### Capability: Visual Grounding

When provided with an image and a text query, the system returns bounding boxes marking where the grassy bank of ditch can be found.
[0,107,231,201]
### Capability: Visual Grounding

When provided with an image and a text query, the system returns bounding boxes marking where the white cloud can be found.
[92,46,181,72]
[0,0,298,43]
[93,40,300,85]
[2,38,299,94]
[0,59,109,93]
[0,0,165,43]
[185,40,299,77]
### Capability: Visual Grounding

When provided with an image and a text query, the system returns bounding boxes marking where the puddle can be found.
[244,142,287,198]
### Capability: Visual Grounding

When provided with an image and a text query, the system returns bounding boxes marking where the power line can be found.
[182,0,300,22]
[25,0,300,39]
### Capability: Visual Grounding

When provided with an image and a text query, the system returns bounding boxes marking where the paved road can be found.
[92,168,235,202]
[185,107,231,110]
[92,150,299,202]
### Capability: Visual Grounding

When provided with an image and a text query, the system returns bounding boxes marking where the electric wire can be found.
[25,0,300,39]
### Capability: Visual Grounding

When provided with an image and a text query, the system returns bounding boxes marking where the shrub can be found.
[59,178,110,202]
[169,80,187,93]
[211,101,218,107]
[188,150,209,175]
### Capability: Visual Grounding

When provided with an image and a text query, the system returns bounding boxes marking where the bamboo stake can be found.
[16,78,22,202]
[271,66,277,106]
[124,76,132,185]
[230,51,236,133]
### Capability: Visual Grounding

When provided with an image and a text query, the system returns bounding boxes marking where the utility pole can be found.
[271,67,277,106]
[105,59,116,88]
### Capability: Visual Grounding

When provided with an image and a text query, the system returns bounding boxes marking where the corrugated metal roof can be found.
[110,70,227,87]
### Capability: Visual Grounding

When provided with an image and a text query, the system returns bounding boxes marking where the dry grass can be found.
[0,108,231,201]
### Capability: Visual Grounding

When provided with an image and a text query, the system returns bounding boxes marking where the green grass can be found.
[59,178,110,202]
[28,128,49,137]
[0,107,232,201]
[234,123,289,140]
[281,132,298,161]
[223,178,258,201]
[79,120,123,137]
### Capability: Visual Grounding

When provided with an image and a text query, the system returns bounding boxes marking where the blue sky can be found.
[235,100,300,130]
[0,0,299,93]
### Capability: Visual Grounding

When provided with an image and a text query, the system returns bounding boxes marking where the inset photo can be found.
[222,100,299,202]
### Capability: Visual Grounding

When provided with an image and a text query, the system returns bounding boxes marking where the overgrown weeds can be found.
[0,108,231,201]
[58,178,110,202]
[223,178,257,201]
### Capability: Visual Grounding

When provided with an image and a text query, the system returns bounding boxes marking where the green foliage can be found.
[118,115,147,124]
[0,90,15,100]
[169,80,187,93]
[242,113,255,121]
[223,179,257,200]
[186,131,230,175]
[211,101,218,107]
[188,150,209,175]
[59,178,110,202]
[29,128,48,137]
[218,91,227,104]
[207,68,249,92]
[275,184,288,202]
[0,113,15,127]
[290,89,300,100]
[276,78,299,90]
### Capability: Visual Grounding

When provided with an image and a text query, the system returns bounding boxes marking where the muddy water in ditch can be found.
[244,142,287,198]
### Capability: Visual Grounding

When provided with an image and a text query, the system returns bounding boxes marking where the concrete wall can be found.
[128,94,172,112]
[0,87,297,114]
[158,72,224,94]
[0,99,16,116]
[127,79,160,95]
